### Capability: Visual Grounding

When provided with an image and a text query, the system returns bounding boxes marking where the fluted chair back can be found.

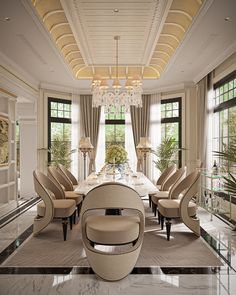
[156,164,177,186]
[33,171,76,240]
[58,164,78,185]
[161,166,186,192]
[48,166,73,191]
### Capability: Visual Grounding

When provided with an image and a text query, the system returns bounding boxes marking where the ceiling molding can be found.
[21,0,77,80]
[30,0,203,80]
[159,0,211,76]
[194,41,236,84]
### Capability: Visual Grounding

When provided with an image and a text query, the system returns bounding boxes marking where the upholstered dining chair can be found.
[48,166,83,217]
[33,170,76,241]
[151,166,187,219]
[148,164,177,207]
[158,170,201,240]
[58,164,79,190]
[80,182,145,281]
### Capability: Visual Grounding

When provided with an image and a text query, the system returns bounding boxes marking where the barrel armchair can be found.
[148,164,176,207]
[80,182,145,281]
[158,170,201,240]
[48,166,83,217]
[151,166,187,221]
[58,164,79,190]
[33,170,76,241]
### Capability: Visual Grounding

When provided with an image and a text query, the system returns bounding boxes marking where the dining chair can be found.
[58,164,79,190]
[33,170,76,241]
[48,166,83,217]
[80,182,145,281]
[151,166,187,220]
[148,164,177,207]
[158,170,201,240]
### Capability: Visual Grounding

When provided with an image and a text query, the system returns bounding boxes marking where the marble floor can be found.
[0,199,236,295]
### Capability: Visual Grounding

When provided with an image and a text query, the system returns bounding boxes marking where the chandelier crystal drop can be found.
[92,36,143,114]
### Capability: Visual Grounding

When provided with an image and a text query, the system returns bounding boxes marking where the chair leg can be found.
[166,218,172,241]
[149,195,151,207]
[153,203,157,217]
[160,214,164,230]
[69,215,73,230]
[158,210,161,224]
[77,203,82,218]
[73,210,76,224]
[62,218,68,241]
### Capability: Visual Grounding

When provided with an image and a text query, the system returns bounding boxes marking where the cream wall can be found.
[152,85,198,175]
[0,64,38,202]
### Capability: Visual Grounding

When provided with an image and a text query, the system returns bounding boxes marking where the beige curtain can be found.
[196,72,214,169]
[130,94,151,171]
[80,95,101,174]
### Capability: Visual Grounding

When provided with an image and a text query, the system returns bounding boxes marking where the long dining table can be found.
[75,171,158,197]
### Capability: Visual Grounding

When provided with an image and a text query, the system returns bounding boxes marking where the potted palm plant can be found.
[152,136,181,173]
[214,139,236,195]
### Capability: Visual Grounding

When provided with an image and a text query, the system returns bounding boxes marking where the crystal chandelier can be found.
[92,36,143,113]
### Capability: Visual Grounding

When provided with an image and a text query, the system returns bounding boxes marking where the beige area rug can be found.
[3,205,222,267]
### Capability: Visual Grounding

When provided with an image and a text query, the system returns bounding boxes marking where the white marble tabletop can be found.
[75,172,158,197]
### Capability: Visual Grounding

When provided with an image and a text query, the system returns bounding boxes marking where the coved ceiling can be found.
[31,0,203,80]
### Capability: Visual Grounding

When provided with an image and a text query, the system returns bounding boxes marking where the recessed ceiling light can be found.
[4,17,11,21]
[113,9,119,13]
[224,17,230,21]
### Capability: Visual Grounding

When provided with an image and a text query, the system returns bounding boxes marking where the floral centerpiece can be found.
[105,144,128,165]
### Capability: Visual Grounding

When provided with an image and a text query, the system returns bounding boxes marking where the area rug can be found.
[2,206,222,267]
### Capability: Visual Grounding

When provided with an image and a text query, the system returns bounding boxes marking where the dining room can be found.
[1,0,236,294]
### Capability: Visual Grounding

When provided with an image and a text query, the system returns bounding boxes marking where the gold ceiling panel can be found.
[110,67,127,79]
[31,0,203,80]
[149,0,203,76]
[31,0,85,78]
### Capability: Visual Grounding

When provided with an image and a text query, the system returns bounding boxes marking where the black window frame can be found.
[48,97,72,163]
[105,107,125,149]
[213,71,236,164]
[161,97,182,167]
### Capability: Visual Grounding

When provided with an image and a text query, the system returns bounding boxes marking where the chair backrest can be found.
[161,166,186,191]
[81,182,145,215]
[58,164,78,185]
[33,170,55,234]
[179,170,201,236]
[170,170,200,200]
[48,166,74,191]
[156,164,176,186]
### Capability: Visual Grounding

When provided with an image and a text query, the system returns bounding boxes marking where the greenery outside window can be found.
[161,98,182,166]
[48,98,72,165]
[213,72,236,172]
[105,106,125,150]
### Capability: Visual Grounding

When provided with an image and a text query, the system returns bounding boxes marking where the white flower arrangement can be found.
[105,144,128,164]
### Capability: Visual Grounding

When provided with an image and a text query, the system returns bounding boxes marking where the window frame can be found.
[47,97,72,163]
[105,109,125,149]
[161,97,182,167]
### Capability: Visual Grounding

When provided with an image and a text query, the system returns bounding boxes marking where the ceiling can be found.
[0,0,236,93]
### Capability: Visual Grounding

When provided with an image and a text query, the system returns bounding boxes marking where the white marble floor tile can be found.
[0,274,236,295]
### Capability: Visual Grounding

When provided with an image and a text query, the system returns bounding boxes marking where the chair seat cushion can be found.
[158,199,197,218]
[37,199,76,218]
[85,215,140,245]
[151,191,169,204]
[65,191,83,204]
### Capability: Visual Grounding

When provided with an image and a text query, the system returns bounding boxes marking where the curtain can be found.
[96,107,105,172]
[80,95,101,174]
[196,72,214,169]
[149,93,161,182]
[71,93,84,180]
[130,94,151,172]
[125,112,137,172]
